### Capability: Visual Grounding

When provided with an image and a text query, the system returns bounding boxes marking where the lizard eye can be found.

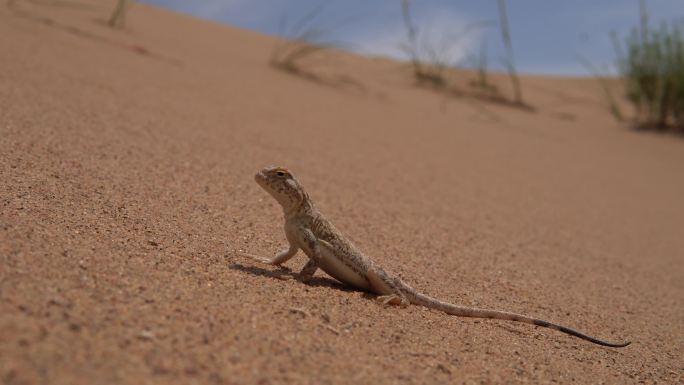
[276,171,286,177]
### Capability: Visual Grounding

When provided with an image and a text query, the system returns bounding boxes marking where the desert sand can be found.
[1,1,683,384]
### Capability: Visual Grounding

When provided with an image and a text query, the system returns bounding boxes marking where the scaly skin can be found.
[250,165,630,348]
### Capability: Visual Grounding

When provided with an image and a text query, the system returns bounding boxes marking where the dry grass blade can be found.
[497,0,523,105]
[108,0,128,29]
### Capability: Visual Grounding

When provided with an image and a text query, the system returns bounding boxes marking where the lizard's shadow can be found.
[229,263,356,292]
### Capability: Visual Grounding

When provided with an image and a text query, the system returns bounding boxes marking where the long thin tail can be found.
[405,289,630,348]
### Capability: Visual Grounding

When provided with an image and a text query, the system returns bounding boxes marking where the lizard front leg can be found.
[294,227,322,282]
[245,243,299,265]
[298,259,319,282]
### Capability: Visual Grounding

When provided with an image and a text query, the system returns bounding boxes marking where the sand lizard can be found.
[247,165,630,348]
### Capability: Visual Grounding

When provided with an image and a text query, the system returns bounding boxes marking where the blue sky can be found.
[139,0,684,76]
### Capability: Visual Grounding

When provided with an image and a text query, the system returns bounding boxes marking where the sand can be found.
[1,1,683,384]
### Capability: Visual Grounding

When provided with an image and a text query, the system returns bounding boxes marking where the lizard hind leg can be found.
[367,269,410,308]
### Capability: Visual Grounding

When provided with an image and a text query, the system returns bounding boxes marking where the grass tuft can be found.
[400,0,453,86]
[613,1,684,131]
[269,4,342,74]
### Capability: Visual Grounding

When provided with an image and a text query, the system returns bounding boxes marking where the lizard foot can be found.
[239,251,274,265]
[296,274,314,283]
[377,294,409,308]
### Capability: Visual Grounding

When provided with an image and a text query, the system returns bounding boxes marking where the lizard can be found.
[246,165,631,348]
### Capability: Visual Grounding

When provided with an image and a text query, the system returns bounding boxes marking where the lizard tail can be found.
[405,289,631,348]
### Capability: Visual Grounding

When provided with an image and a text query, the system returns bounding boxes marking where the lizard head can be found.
[255,166,310,213]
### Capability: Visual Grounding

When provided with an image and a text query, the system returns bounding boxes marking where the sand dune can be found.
[1,1,683,384]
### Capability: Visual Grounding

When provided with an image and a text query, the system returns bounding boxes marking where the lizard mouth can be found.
[254,171,267,187]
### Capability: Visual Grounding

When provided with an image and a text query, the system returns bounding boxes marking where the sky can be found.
[139,0,684,76]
